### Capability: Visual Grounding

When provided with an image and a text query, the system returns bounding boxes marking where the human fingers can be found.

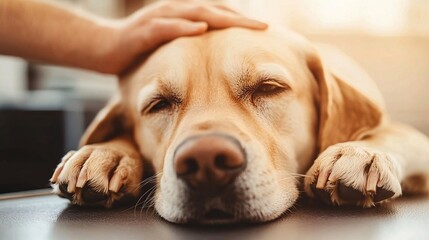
[141,1,267,30]
[138,18,208,51]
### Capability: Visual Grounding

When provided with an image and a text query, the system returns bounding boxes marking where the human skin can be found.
[0,0,267,74]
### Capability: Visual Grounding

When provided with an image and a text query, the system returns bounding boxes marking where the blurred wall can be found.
[224,0,429,35]
[0,57,27,98]
[307,35,429,134]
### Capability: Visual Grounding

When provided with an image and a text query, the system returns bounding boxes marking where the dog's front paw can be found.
[304,143,403,207]
[50,145,143,207]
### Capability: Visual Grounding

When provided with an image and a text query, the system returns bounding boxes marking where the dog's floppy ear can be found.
[79,94,128,147]
[307,48,383,152]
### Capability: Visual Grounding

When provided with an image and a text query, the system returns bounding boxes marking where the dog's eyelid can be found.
[141,94,182,115]
[141,97,169,115]
[237,78,289,101]
[259,78,291,90]
[252,79,289,98]
[257,69,293,87]
[141,97,161,114]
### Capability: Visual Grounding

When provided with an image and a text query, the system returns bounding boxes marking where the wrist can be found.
[92,18,142,75]
[88,19,123,74]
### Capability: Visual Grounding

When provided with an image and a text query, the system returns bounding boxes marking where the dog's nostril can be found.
[176,157,199,176]
[214,154,228,169]
[184,158,199,175]
[214,153,245,170]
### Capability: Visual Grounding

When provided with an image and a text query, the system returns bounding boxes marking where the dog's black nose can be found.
[174,134,246,194]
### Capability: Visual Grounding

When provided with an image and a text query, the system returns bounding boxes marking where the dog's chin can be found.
[158,205,290,225]
[155,192,298,225]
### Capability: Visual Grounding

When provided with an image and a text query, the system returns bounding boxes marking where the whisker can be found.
[290,173,311,178]
[141,185,157,209]
[136,173,161,189]
[274,170,311,178]
[130,173,161,216]
[140,187,158,217]
[135,184,157,216]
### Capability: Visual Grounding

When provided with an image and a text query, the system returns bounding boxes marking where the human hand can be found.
[98,0,267,74]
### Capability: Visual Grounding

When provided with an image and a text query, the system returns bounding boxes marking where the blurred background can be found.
[0,0,428,193]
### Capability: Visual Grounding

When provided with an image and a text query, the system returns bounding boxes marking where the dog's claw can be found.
[52,146,143,208]
[316,168,330,189]
[109,169,126,193]
[50,166,63,184]
[76,165,88,188]
[305,144,402,207]
[51,151,76,183]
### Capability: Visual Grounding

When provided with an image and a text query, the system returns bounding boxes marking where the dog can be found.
[50,27,429,224]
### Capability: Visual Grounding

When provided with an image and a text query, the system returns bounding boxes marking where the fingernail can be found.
[247,19,268,29]
[191,22,208,31]
[256,21,268,29]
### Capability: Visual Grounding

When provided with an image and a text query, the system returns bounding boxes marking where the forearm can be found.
[0,0,115,73]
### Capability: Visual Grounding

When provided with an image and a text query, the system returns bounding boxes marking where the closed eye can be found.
[252,80,289,100]
[143,97,172,114]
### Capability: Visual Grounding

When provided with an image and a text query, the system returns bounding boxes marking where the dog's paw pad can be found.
[373,187,395,203]
[338,184,365,202]
[58,183,73,200]
[114,194,138,206]
[310,183,331,204]
[81,183,109,204]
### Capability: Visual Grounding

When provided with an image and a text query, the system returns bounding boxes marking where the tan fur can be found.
[51,27,429,223]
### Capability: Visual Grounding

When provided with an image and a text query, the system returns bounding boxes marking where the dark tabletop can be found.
[0,190,428,240]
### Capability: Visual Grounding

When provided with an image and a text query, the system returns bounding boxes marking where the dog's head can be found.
[81,28,382,223]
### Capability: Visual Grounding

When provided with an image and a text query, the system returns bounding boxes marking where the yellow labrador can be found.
[51,27,429,224]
